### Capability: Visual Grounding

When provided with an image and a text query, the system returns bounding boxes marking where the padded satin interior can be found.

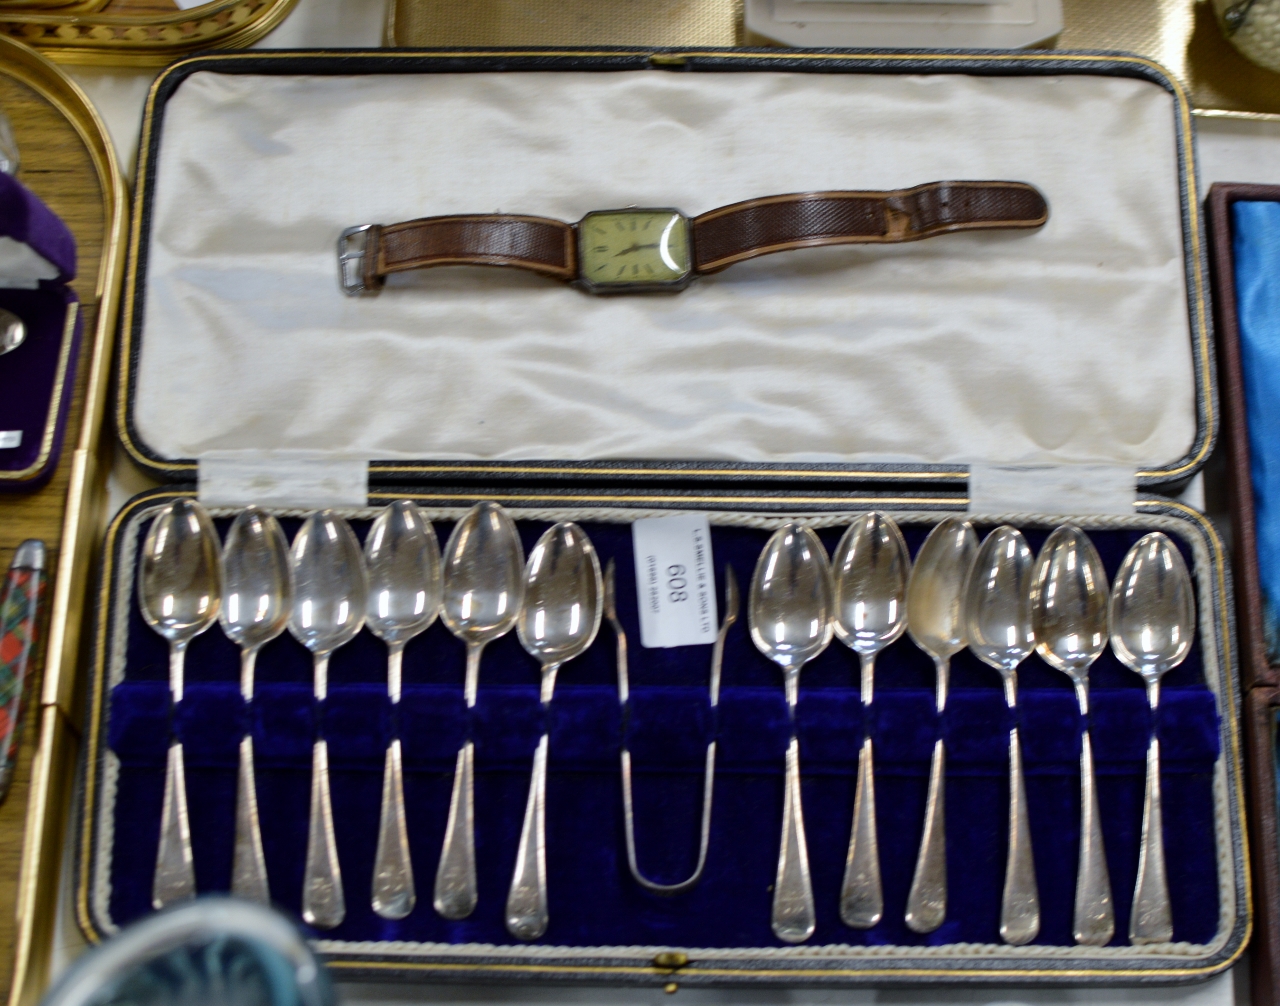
[134,69,1197,467]
[104,515,1221,949]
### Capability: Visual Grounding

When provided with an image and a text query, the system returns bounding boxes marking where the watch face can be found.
[577,209,692,291]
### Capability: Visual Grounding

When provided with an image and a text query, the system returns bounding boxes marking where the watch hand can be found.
[612,242,661,257]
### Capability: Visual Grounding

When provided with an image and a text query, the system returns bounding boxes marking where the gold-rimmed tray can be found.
[0,0,298,67]
[0,35,126,1006]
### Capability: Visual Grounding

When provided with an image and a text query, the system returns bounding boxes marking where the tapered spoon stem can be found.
[232,645,269,904]
[153,740,195,909]
[506,734,549,940]
[907,654,949,933]
[1131,715,1172,943]
[304,654,344,929]
[906,738,947,933]
[373,642,414,919]
[373,739,414,919]
[773,736,816,943]
[435,740,477,919]
[154,641,194,909]
[841,652,882,929]
[464,641,482,708]
[1074,730,1114,944]
[1001,725,1039,945]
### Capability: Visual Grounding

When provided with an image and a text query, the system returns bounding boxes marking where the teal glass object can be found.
[40,899,334,1006]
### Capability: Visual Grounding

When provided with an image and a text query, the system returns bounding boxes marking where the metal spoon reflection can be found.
[1031,524,1114,946]
[506,522,602,940]
[435,502,525,921]
[219,506,292,906]
[831,513,909,930]
[1110,532,1195,945]
[965,525,1039,946]
[904,516,977,935]
[288,510,368,930]
[748,523,833,944]
[137,499,222,910]
[365,500,442,920]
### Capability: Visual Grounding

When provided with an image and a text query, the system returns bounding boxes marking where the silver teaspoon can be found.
[435,502,525,921]
[0,308,24,355]
[506,522,602,940]
[219,506,292,906]
[1109,532,1195,945]
[365,500,442,921]
[137,499,222,910]
[288,511,368,930]
[904,516,977,935]
[1031,525,1114,946]
[748,523,834,944]
[965,525,1039,946]
[832,513,909,930]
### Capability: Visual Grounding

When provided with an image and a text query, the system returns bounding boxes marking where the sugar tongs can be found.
[606,560,737,895]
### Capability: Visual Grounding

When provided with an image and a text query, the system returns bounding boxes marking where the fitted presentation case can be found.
[80,48,1246,988]
[1205,181,1280,1006]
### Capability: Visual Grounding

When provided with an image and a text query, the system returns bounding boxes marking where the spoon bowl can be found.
[902,516,977,935]
[365,500,442,921]
[0,308,25,356]
[748,522,832,945]
[137,499,222,911]
[288,510,367,931]
[1031,524,1113,946]
[1109,531,1195,945]
[831,513,909,931]
[219,506,292,906]
[435,502,525,922]
[964,524,1039,946]
[506,522,602,941]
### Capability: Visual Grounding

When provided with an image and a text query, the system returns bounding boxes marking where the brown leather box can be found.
[1208,182,1280,1005]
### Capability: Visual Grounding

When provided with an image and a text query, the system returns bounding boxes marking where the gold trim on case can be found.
[2,33,129,1006]
[0,300,77,484]
[115,49,1215,487]
[75,489,1248,981]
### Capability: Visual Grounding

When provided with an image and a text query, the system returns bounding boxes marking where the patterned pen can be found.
[0,540,46,803]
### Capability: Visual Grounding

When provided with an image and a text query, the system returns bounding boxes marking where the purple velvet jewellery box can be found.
[0,170,80,491]
[78,49,1245,988]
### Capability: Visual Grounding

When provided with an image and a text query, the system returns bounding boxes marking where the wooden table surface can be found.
[0,68,107,1002]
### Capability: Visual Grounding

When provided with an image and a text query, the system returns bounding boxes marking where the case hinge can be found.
[967,463,1136,516]
[197,451,369,508]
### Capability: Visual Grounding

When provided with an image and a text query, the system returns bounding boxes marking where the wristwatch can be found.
[339,180,1047,296]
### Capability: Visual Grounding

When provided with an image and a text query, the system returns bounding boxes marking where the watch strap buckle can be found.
[338,224,380,296]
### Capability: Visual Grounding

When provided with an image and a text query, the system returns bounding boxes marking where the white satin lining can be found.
[135,70,1196,467]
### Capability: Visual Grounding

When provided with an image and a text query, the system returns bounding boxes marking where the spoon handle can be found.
[302,739,345,929]
[434,740,478,919]
[1130,734,1173,944]
[373,738,415,920]
[1073,730,1114,945]
[505,734,549,940]
[231,734,269,904]
[1000,726,1040,945]
[772,736,816,944]
[905,738,947,934]
[152,740,196,909]
[840,735,882,928]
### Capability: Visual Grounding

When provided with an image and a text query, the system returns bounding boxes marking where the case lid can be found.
[117,51,1214,493]
[0,172,74,288]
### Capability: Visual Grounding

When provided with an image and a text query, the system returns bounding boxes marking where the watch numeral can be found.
[617,265,626,277]
[616,221,625,232]
[644,264,654,275]
[594,246,608,253]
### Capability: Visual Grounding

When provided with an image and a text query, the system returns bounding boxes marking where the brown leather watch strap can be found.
[361,214,577,290]
[690,181,1048,273]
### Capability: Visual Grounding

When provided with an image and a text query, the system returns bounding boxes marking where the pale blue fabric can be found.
[1234,200,1280,658]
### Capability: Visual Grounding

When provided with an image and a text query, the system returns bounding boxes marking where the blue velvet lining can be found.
[104,518,1220,948]
[1234,201,1280,659]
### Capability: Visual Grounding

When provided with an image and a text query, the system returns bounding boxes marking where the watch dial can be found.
[578,210,691,289]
